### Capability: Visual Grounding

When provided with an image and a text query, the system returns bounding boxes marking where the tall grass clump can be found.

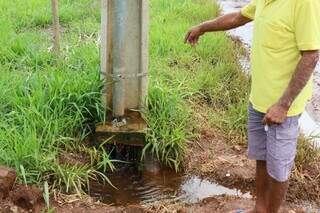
[0,0,250,190]
[295,136,320,168]
[143,83,191,171]
[0,0,113,193]
[144,0,250,168]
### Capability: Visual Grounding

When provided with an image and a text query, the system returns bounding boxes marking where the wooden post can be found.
[51,0,60,54]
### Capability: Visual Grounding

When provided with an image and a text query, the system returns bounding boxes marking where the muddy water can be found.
[89,166,251,206]
[219,0,320,147]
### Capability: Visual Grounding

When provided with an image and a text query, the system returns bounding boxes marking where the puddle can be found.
[89,166,251,206]
[179,176,251,203]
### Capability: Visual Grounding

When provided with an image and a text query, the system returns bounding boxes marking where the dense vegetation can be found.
[0,0,109,193]
[144,0,249,170]
[0,0,249,193]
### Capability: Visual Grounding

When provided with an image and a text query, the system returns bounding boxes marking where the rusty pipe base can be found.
[95,111,147,147]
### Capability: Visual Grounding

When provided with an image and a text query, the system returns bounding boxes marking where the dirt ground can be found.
[2,194,316,213]
[185,128,255,193]
[179,196,317,213]
[147,196,319,213]
[184,119,320,208]
[0,190,137,213]
[0,185,44,213]
[1,113,319,213]
[0,159,319,213]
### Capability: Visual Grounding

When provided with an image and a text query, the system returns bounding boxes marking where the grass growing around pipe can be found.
[0,0,250,189]
[144,0,250,170]
[1,0,319,199]
[0,0,250,194]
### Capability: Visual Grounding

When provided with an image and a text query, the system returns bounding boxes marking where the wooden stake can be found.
[51,0,60,54]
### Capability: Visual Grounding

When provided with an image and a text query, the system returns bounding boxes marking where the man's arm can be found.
[263,50,319,125]
[185,12,252,45]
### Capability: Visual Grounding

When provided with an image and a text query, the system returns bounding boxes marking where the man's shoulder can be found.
[295,0,320,7]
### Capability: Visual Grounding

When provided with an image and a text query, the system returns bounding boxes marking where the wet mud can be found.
[89,165,251,206]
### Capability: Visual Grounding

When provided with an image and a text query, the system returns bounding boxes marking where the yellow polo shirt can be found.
[241,0,320,116]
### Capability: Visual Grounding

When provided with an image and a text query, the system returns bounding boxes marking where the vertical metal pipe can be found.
[101,0,149,117]
[101,0,113,111]
[140,0,149,108]
[112,0,127,118]
[100,0,108,108]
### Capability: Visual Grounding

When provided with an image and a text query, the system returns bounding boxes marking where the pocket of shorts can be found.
[269,126,299,159]
[276,126,299,140]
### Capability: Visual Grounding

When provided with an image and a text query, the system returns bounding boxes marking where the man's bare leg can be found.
[247,160,269,213]
[229,160,269,213]
[267,175,289,213]
[254,161,269,212]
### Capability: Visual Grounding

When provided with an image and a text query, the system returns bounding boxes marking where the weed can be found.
[296,136,320,168]
[144,0,249,169]
[0,0,108,193]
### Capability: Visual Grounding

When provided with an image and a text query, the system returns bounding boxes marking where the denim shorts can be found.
[247,104,300,182]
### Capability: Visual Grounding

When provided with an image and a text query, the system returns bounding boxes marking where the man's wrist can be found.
[277,98,291,111]
[198,23,207,34]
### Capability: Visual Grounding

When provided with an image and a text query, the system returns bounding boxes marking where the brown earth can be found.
[0,184,43,213]
[179,196,316,213]
[0,189,143,213]
[1,114,319,212]
[147,196,318,213]
[186,128,255,193]
[1,193,318,213]
[185,119,320,206]
[0,166,16,200]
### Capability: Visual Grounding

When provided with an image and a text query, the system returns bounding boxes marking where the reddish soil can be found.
[0,166,16,200]
[1,189,145,213]
[0,168,319,212]
[2,194,317,213]
[1,114,319,212]
[58,150,91,167]
[52,200,125,213]
[185,122,320,206]
[186,128,255,193]
[147,196,318,213]
[180,196,314,213]
[0,185,44,213]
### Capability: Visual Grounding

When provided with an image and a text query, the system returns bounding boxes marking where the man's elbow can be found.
[232,12,252,27]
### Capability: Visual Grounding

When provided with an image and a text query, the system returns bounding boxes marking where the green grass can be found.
[0,0,250,193]
[0,0,108,193]
[144,0,250,169]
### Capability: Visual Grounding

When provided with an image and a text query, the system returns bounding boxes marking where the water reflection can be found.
[89,167,251,206]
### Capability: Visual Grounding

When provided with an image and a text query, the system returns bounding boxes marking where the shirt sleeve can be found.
[241,0,256,20]
[295,0,320,51]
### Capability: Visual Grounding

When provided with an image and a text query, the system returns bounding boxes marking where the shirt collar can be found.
[265,0,276,5]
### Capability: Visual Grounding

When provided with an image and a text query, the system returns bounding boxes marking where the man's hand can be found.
[184,12,252,46]
[265,50,319,125]
[184,26,204,46]
[263,103,289,125]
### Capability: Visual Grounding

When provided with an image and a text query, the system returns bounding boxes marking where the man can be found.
[185,0,320,212]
